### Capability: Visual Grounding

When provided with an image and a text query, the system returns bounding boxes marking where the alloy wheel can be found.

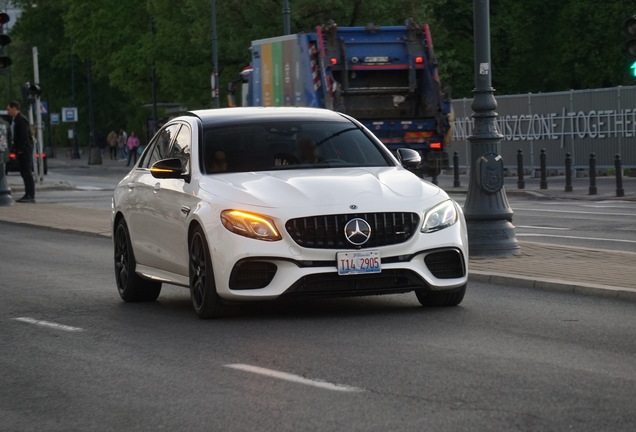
[115,225,129,293]
[190,233,207,311]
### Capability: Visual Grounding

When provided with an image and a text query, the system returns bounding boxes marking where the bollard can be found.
[564,152,573,192]
[453,152,460,187]
[539,148,547,189]
[517,149,525,189]
[615,154,624,197]
[0,147,14,206]
[589,152,597,195]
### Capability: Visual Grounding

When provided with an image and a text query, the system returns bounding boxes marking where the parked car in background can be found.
[5,151,47,175]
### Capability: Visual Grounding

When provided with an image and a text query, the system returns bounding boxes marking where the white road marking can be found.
[581,204,636,209]
[516,234,636,244]
[516,225,570,231]
[512,208,635,217]
[13,317,84,332]
[76,186,105,191]
[224,364,363,393]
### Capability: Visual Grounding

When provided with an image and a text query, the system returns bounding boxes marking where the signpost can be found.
[62,107,78,157]
[62,107,78,122]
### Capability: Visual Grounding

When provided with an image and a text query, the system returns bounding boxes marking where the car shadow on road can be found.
[113,285,470,324]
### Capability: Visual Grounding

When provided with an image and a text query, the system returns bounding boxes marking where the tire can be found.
[189,226,235,319]
[114,219,162,302]
[415,284,466,307]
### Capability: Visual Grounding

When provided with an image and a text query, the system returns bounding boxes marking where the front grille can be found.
[424,250,465,279]
[285,212,420,249]
[280,269,428,299]
[229,261,277,290]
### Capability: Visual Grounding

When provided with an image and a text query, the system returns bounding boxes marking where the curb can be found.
[469,270,636,302]
[0,220,111,239]
[8,181,76,193]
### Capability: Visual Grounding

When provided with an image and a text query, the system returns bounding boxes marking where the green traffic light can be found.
[632,61,636,77]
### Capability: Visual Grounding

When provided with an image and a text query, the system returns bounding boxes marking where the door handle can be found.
[153,183,161,192]
[127,182,135,189]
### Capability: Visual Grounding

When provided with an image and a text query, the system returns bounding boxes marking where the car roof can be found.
[185,107,350,127]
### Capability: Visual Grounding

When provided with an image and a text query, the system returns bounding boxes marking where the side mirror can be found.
[397,148,421,169]
[150,158,189,182]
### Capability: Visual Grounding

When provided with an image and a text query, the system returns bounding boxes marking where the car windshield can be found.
[202,120,393,174]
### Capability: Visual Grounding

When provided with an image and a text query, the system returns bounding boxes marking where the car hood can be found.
[197,167,441,209]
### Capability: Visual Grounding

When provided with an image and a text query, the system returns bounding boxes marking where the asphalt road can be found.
[451,195,636,252]
[2,223,636,431]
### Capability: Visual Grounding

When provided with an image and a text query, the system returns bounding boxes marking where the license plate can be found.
[364,56,389,63]
[337,250,381,276]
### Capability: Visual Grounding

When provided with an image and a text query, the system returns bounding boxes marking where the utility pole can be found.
[86,58,100,164]
[32,47,44,184]
[70,38,80,159]
[149,14,157,133]
[283,0,291,35]
[210,0,219,108]
[462,0,519,256]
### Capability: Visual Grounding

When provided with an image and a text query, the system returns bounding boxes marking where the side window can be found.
[138,140,156,169]
[168,125,191,172]
[145,124,180,168]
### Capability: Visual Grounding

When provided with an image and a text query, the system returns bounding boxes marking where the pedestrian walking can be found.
[107,130,118,160]
[97,132,106,156]
[6,101,35,203]
[126,132,140,166]
[118,129,127,161]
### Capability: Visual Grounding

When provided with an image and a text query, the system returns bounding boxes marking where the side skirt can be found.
[135,264,190,288]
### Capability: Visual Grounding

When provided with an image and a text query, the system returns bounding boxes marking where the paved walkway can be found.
[0,201,634,302]
[437,173,636,200]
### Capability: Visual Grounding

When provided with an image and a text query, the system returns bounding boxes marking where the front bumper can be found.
[209,221,468,301]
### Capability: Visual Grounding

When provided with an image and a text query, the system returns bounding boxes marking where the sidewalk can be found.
[0,202,634,303]
[437,173,636,200]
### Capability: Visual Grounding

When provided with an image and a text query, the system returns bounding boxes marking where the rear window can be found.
[202,120,393,174]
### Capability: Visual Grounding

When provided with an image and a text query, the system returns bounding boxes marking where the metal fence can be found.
[451,86,636,170]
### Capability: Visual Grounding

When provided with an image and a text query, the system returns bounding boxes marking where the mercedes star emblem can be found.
[344,218,371,246]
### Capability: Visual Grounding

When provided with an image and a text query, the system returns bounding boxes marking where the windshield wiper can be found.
[316,127,358,147]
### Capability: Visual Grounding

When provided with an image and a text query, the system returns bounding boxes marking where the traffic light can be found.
[0,13,10,70]
[21,82,42,107]
[626,15,636,77]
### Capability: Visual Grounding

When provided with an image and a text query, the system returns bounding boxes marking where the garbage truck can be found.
[237,19,452,179]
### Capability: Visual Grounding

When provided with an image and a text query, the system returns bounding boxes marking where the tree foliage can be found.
[1,0,634,146]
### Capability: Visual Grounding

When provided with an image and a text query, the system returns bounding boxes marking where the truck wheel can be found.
[415,284,466,307]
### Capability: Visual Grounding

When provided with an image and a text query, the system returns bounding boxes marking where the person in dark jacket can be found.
[7,101,35,203]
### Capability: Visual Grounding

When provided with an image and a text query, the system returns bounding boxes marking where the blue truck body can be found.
[242,20,451,175]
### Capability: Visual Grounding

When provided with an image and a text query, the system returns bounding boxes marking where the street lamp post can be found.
[210,0,219,108]
[283,0,291,35]
[70,38,80,159]
[463,0,519,257]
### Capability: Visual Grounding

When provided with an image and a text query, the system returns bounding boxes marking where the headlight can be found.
[421,200,458,233]
[221,210,282,241]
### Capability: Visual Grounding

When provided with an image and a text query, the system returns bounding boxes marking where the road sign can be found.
[62,107,78,122]
[50,113,60,125]
[40,101,48,114]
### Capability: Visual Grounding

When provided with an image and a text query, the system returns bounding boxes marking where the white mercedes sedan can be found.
[112,107,468,318]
